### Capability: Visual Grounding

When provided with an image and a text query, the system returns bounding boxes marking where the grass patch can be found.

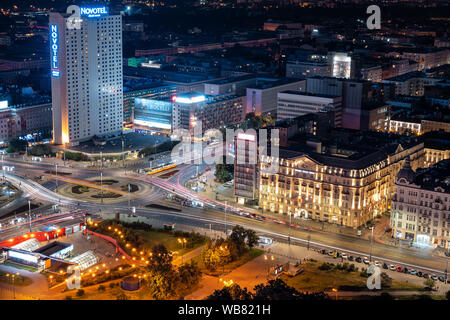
[0,269,33,286]
[279,261,423,292]
[72,185,90,194]
[93,179,118,185]
[91,192,122,199]
[134,230,206,256]
[193,248,264,276]
[2,261,39,272]
[121,184,139,192]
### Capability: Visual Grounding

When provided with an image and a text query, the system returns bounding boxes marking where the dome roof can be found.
[397,157,415,183]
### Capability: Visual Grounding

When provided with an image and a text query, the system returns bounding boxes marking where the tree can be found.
[229,225,258,254]
[215,156,234,183]
[245,229,259,248]
[178,261,202,288]
[76,289,85,297]
[147,270,178,300]
[201,240,233,271]
[29,144,54,156]
[148,244,173,273]
[207,283,253,300]
[253,279,329,301]
[229,225,247,255]
[6,138,27,153]
[424,278,436,290]
[446,290,450,300]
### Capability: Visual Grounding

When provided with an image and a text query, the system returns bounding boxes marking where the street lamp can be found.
[55,164,58,192]
[100,172,103,204]
[1,154,4,180]
[6,272,19,299]
[288,211,292,245]
[28,200,32,232]
[224,201,228,235]
[332,288,338,301]
[369,226,374,262]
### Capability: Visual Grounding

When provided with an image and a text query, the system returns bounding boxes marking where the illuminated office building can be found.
[49,7,123,145]
[258,132,424,228]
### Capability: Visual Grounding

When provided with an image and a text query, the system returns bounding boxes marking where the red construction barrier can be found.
[84,229,132,261]
[0,228,66,247]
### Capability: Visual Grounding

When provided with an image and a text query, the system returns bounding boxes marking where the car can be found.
[438,276,445,282]
[327,250,334,256]
[409,269,416,275]
[355,257,362,263]
[382,263,388,269]
[374,261,381,267]
[389,264,396,271]
[431,274,438,281]
[363,257,370,264]
[416,271,423,277]
[341,253,348,259]
[320,249,327,255]
[403,267,409,273]
[423,273,429,279]
[397,266,404,272]
[348,256,354,261]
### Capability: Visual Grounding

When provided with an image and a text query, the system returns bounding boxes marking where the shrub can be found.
[116,293,128,300]
[318,262,334,271]
[98,285,106,292]
[109,282,116,289]
[76,289,85,297]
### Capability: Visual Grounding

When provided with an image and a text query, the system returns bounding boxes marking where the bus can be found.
[146,163,177,175]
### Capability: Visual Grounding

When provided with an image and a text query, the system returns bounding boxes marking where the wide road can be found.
[2,157,450,277]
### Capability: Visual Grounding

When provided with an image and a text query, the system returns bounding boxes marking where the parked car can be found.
[409,269,416,275]
[403,267,409,273]
[389,264,396,271]
[320,249,327,255]
[327,250,334,256]
[438,276,445,282]
[348,256,354,261]
[382,263,388,269]
[416,271,423,277]
[374,261,381,267]
[397,266,404,272]
[363,257,370,264]
[423,273,429,279]
[355,257,362,263]
[341,253,348,259]
[431,274,438,280]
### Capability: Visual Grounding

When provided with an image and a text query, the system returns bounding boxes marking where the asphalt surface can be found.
[2,156,450,278]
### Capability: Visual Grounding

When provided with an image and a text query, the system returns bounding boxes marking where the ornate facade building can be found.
[391,159,450,248]
[258,132,424,228]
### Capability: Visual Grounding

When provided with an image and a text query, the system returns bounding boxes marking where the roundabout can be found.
[55,176,153,204]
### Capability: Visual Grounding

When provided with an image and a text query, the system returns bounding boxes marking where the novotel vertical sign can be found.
[80,6,108,18]
[50,24,60,77]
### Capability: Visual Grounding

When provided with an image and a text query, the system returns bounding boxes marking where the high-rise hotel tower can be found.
[50,6,123,145]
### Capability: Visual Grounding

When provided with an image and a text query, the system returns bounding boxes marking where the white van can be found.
[258,236,273,246]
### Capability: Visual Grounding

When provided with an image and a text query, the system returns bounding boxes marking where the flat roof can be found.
[33,241,72,256]
[56,132,170,155]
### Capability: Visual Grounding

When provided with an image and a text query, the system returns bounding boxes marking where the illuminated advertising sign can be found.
[50,24,60,77]
[173,95,206,104]
[0,101,7,110]
[237,133,256,141]
[8,250,39,264]
[80,6,108,18]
